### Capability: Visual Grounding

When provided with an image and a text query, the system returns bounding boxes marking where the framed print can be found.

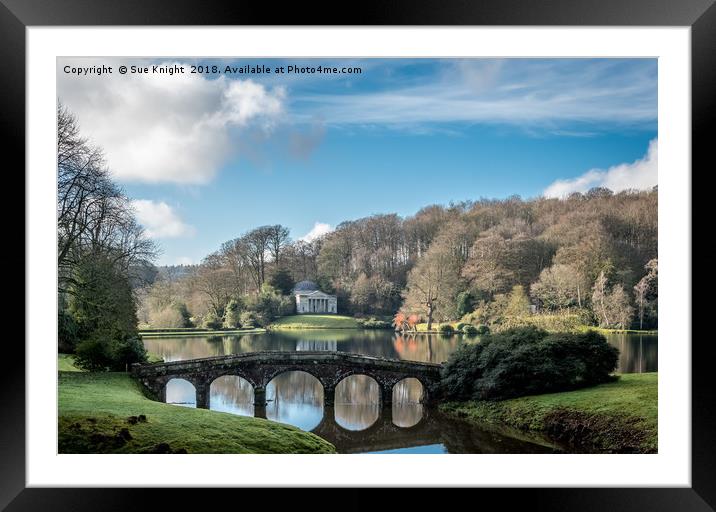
[4,0,714,508]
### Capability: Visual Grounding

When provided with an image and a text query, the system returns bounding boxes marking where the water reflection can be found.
[149,329,656,453]
[266,371,323,431]
[166,378,195,408]
[143,329,461,364]
[392,378,424,428]
[335,375,380,431]
[604,333,658,373]
[210,375,254,416]
[145,329,657,375]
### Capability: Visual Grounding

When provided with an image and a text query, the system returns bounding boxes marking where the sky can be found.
[57,58,658,266]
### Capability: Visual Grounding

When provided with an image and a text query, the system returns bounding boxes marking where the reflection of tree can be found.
[336,375,379,404]
[210,375,254,404]
[267,371,323,405]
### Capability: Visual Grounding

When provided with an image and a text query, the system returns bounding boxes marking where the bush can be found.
[476,324,490,335]
[462,324,478,336]
[74,334,147,372]
[438,323,454,334]
[441,326,619,401]
[357,318,392,329]
[202,311,222,330]
[456,322,467,332]
[239,310,261,328]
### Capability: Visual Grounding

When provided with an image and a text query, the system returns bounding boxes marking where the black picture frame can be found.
[4,0,712,509]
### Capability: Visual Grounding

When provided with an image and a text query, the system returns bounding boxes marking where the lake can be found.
[143,329,657,453]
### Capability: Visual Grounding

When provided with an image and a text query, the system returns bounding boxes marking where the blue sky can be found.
[57,58,658,265]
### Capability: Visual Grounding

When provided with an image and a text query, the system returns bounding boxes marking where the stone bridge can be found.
[130,351,443,412]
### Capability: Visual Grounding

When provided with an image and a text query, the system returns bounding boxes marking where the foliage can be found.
[356,317,392,329]
[202,311,223,330]
[223,298,243,328]
[58,309,80,353]
[461,324,478,336]
[440,327,619,401]
[239,310,261,329]
[592,271,634,329]
[268,268,295,296]
[438,323,455,334]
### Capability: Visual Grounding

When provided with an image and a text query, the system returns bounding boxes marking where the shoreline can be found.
[439,373,657,454]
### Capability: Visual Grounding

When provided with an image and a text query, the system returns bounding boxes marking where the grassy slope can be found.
[58,354,84,372]
[59,372,336,454]
[441,373,657,453]
[270,314,359,330]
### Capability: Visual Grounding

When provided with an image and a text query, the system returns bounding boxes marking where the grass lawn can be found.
[58,353,84,372]
[269,314,359,330]
[58,371,336,454]
[440,373,657,453]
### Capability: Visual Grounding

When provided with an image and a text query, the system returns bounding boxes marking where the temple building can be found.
[293,280,337,314]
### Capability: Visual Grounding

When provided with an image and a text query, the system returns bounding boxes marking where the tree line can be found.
[58,103,157,369]
[140,188,657,332]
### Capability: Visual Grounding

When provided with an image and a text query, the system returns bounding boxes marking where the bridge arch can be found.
[165,377,197,407]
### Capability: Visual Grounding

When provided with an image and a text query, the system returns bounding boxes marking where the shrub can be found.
[456,322,467,332]
[74,334,147,372]
[358,318,392,329]
[476,324,490,335]
[239,310,261,328]
[441,326,619,401]
[438,323,454,334]
[202,311,222,330]
[462,324,478,336]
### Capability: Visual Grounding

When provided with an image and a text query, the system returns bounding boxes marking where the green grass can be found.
[58,353,84,372]
[58,372,336,454]
[440,373,657,453]
[269,314,359,330]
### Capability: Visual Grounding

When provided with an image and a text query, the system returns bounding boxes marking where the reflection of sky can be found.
[335,404,380,431]
[166,378,196,407]
[366,444,447,454]
[267,402,323,431]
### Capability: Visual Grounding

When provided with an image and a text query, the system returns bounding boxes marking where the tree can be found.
[267,224,291,265]
[223,298,243,328]
[268,267,295,296]
[402,237,463,329]
[530,263,586,310]
[592,271,634,329]
[634,258,658,329]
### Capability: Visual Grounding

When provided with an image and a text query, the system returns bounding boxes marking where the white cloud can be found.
[176,256,194,265]
[300,222,333,242]
[543,138,658,198]
[58,59,286,184]
[131,199,195,238]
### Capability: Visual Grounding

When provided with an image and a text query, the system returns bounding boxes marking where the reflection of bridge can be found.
[131,351,443,412]
[312,406,441,453]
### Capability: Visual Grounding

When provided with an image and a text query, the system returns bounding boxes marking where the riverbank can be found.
[269,314,360,330]
[58,371,336,454]
[412,321,657,335]
[440,373,657,453]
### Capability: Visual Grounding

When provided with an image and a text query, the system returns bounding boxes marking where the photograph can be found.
[56,56,659,455]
